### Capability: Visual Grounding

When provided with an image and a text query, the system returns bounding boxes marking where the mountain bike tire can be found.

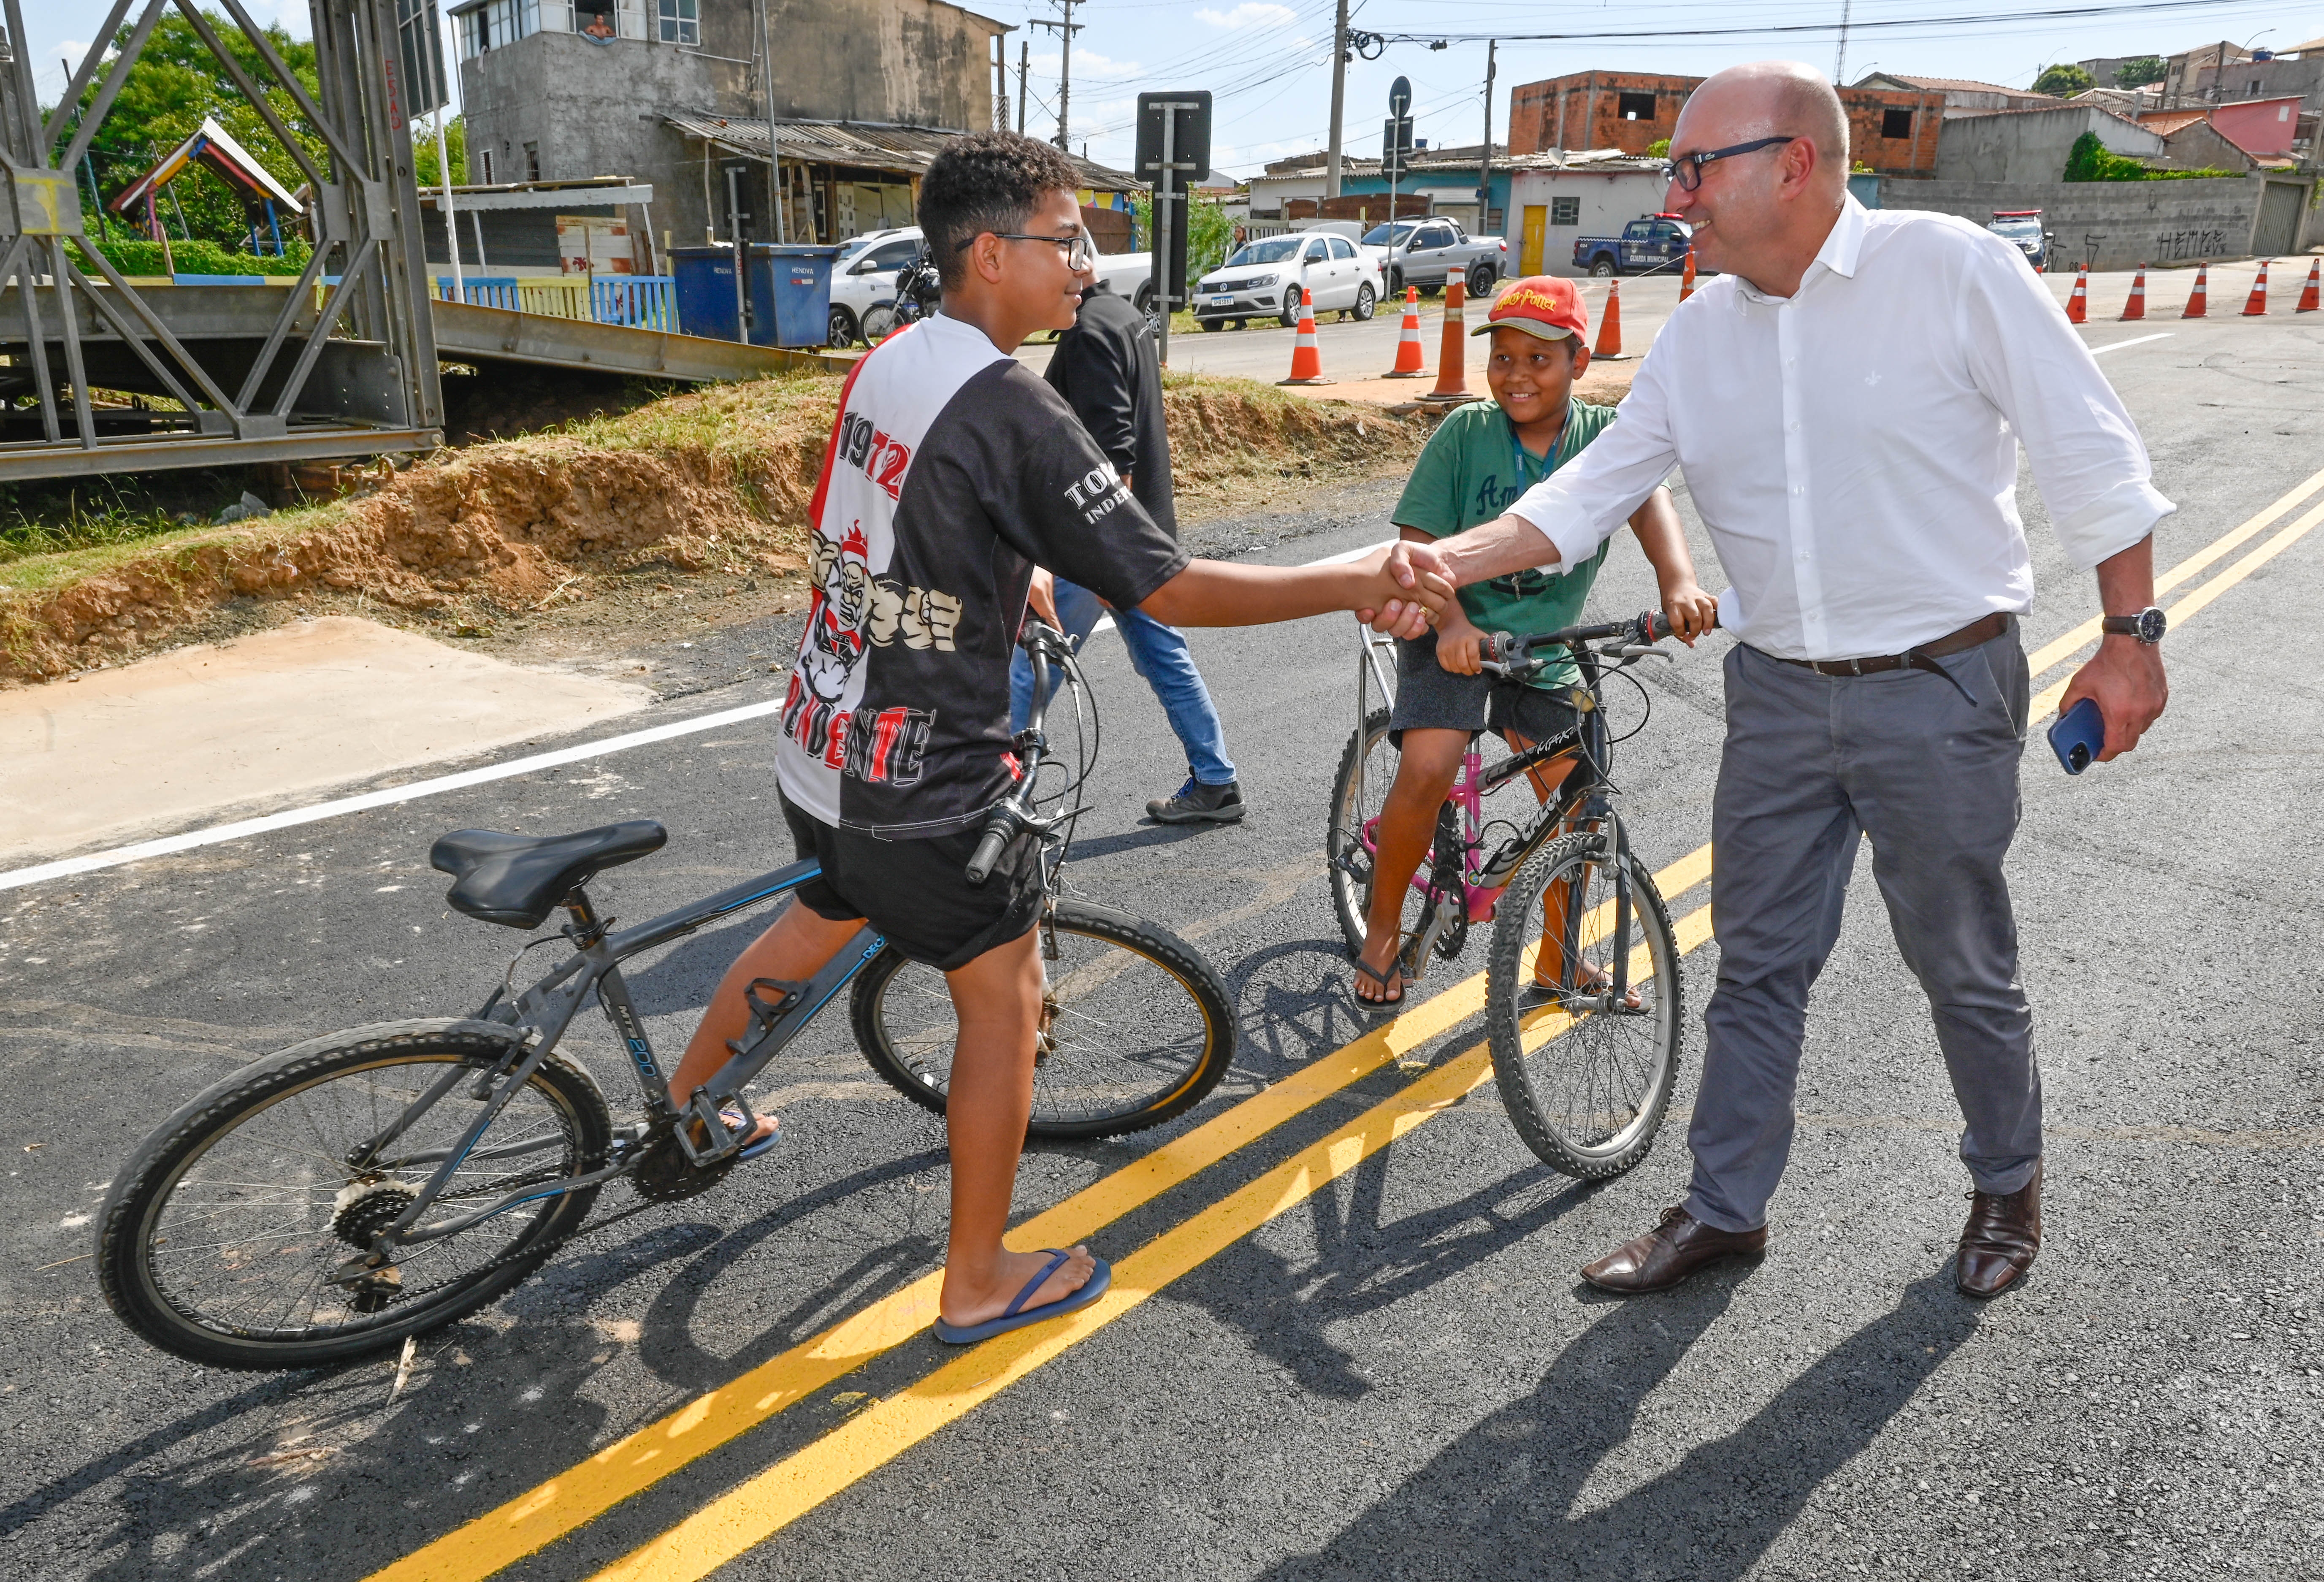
[1327,707,1475,962]
[851,901,1235,1140]
[1485,831,1683,1178]
[97,1021,612,1370]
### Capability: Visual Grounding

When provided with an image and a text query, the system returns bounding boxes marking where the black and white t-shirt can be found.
[777,313,1190,837]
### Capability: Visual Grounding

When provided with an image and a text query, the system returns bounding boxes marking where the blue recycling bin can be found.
[671,243,841,347]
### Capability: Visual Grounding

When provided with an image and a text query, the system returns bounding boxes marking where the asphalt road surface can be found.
[4,306,2321,1582]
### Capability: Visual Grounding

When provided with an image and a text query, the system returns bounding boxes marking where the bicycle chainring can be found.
[628,1129,736,1204]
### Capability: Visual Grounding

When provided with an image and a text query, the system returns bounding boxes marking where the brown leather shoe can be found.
[1580,1204,1767,1294]
[1955,1158,2042,1298]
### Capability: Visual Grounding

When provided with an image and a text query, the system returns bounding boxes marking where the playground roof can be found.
[110,117,304,215]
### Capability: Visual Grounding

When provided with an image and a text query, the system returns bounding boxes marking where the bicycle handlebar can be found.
[1484,607,1715,675]
[964,620,1075,886]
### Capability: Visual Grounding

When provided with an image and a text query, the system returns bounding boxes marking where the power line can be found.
[1344,0,2278,47]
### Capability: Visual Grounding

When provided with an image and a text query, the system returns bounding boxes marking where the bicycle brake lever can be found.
[1614,645,1674,661]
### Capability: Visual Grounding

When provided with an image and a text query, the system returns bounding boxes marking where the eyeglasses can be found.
[956,230,1095,270]
[1660,135,1796,192]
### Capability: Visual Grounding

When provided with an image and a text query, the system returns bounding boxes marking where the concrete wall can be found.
[2154,120,2254,173]
[1502,167,1673,276]
[2163,50,2324,114]
[1934,106,2163,182]
[1872,173,2316,268]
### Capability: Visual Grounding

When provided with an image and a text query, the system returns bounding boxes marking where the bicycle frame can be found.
[1347,621,1626,984]
[344,862,886,1256]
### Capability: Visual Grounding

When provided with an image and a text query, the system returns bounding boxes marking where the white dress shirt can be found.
[1508,195,2172,660]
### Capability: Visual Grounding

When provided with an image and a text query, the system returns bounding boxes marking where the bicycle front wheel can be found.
[852,902,1235,1139]
[1326,707,1454,960]
[1485,830,1683,1178]
[97,1021,611,1370]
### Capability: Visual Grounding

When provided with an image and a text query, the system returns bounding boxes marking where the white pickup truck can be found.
[1357,217,1507,299]
[829,226,1154,344]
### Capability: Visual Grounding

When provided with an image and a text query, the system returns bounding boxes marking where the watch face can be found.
[2135,607,2167,644]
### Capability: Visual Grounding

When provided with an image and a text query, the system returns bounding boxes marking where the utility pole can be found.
[1017,41,1029,134]
[1833,0,1853,84]
[1028,0,1082,150]
[1325,0,1350,197]
[1478,39,1496,238]
[755,0,786,243]
[995,35,1008,130]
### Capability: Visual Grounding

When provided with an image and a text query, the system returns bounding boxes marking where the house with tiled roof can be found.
[1851,73,2058,118]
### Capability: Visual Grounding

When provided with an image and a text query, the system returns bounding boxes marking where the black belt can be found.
[1763,612,2010,704]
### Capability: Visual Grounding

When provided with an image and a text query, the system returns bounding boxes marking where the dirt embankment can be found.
[0,372,1426,688]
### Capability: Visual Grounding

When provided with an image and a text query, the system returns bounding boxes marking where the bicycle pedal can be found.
[675,1090,752,1166]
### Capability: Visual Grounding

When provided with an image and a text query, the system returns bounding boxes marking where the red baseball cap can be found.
[1472,275,1588,342]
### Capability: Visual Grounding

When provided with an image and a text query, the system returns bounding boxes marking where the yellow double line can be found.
[371,463,2324,1582]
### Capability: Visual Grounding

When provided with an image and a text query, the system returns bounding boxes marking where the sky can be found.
[23,0,2324,179]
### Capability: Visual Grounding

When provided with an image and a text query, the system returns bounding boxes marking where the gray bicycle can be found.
[96,626,1232,1370]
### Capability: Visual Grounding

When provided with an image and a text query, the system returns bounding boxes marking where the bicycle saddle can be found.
[429,821,667,929]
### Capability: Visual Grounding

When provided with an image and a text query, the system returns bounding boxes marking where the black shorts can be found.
[1388,629,1581,750]
[780,794,1043,972]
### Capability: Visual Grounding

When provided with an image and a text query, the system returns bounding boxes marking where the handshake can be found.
[1351,540,1463,639]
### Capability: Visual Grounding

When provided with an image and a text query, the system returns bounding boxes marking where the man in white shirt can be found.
[1376,62,2170,1299]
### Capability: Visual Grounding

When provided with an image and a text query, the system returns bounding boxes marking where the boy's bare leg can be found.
[1507,736,1639,1006]
[936,926,1097,1325]
[666,900,867,1140]
[1356,728,1468,1003]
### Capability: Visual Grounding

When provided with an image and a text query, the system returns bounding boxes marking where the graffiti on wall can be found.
[2151,228,2231,261]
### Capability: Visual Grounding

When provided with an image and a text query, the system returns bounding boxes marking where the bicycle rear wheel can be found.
[97,1021,611,1370]
[1326,707,1455,960]
[852,901,1235,1139]
[1484,830,1682,1178]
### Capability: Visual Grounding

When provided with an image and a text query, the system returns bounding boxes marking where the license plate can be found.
[1209,295,1235,306]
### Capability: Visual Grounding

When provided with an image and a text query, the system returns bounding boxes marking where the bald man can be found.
[1374,62,2171,1299]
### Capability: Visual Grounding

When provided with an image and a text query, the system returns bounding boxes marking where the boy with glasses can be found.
[661,132,1445,1344]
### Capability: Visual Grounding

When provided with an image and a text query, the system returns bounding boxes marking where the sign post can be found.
[1383,75,1413,295]
[1135,92,1212,367]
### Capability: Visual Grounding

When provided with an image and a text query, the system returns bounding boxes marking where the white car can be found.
[829,227,926,346]
[829,226,1159,345]
[1192,232,1381,331]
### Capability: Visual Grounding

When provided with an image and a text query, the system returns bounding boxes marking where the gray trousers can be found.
[1684,628,2043,1234]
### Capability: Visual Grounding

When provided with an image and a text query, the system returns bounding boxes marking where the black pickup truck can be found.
[1572,215,1692,277]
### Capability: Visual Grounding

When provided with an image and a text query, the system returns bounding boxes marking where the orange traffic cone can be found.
[1679,247,1697,303]
[1276,285,1331,386]
[1421,278,1473,404]
[2241,259,2271,316]
[2298,257,2321,313]
[1383,286,1427,377]
[2065,264,2088,324]
[2120,265,2146,321]
[1591,278,1628,360]
[2182,265,2208,318]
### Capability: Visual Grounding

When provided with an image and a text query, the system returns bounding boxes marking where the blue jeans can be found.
[1010,579,1236,786]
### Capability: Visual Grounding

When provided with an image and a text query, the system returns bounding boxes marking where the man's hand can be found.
[1357,539,1455,638]
[2058,636,2166,762]
[1027,566,1062,629]
[1432,613,1490,675]
[1658,576,1719,646]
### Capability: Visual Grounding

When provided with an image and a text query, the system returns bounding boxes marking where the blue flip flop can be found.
[932,1250,1112,1346]
[720,1108,781,1161]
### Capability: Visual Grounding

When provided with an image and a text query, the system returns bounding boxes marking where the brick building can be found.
[1504,70,1943,175]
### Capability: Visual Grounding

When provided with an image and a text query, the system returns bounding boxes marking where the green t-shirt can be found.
[1391,396,1617,689]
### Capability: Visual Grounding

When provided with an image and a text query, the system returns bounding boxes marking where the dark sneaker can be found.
[1146,777,1246,825]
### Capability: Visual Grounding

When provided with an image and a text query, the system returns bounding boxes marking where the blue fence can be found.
[435,275,675,330]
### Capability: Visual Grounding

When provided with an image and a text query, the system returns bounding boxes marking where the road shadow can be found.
[1062,822,1219,860]
[1259,1271,1981,1579]
[68,1219,720,1582]
[1170,1157,1604,1398]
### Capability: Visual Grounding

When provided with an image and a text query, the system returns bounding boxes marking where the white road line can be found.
[0,539,1401,894]
[2089,333,2173,355]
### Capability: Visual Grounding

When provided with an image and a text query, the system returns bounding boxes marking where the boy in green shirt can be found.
[1352,276,1717,1008]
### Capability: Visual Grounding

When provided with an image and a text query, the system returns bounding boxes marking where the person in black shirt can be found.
[658,132,1446,1346]
[1013,274,1246,824]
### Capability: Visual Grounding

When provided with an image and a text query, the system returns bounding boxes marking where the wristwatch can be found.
[2100,606,2167,644]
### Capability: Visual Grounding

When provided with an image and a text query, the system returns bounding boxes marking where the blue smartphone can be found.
[2048,697,2105,775]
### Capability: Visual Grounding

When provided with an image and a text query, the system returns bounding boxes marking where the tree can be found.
[413,116,468,188]
[51,11,328,253]
[2113,56,2167,88]
[1130,192,1236,282]
[2032,63,2094,97]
